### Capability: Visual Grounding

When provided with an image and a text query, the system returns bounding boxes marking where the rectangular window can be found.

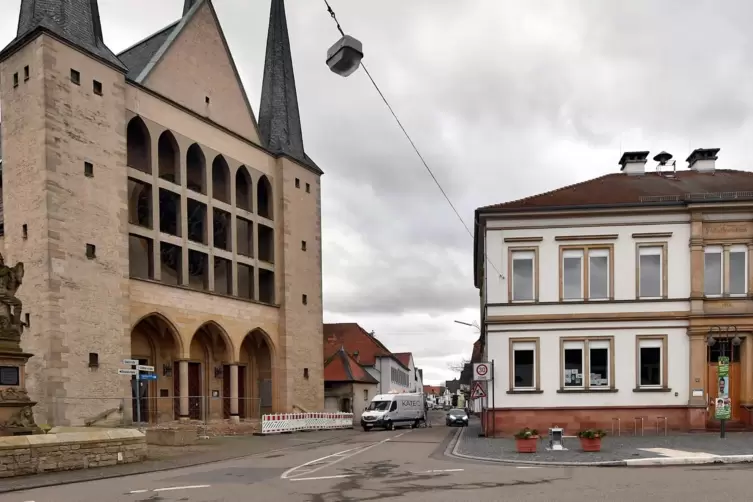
[562,249,584,300]
[70,69,80,85]
[93,80,103,96]
[637,336,667,389]
[588,249,609,300]
[24,66,29,81]
[561,338,612,389]
[84,161,94,177]
[729,245,747,296]
[511,340,537,390]
[13,72,19,87]
[704,246,723,296]
[638,245,663,298]
[510,249,535,302]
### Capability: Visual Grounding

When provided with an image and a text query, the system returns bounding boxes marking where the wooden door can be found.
[188,362,202,420]
[238,366,247,419]
[708,362,741,421]
[222,365,231,419]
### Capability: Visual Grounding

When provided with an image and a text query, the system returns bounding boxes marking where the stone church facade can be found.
[0,0,324,426]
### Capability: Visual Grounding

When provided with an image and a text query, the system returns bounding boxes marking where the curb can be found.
[447,424,753,468]
[0,429,361,494]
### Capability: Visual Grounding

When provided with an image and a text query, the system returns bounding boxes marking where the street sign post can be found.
[470,381,487,399]
[118,360,157,424]
[117,368,138,375]
[473,362,490,381]
[137,365,155,372]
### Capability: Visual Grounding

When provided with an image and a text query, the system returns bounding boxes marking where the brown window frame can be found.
[558,244,615,301]
[558,336,616,392]
[634,334,670,392]
[507,337,542,394]
[507,246,539,303]
[635,242,668,299]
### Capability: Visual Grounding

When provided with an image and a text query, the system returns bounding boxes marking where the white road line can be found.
[152,484,211,492]
[128,489,148,493]
[418,469,465,474]
[281,431,408,480]
[516,466,541,469]
[289,474,356,482]
[638,448,718,458]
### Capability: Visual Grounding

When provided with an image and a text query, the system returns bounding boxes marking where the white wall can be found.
[484,216,691,309]
[375,357,410,394]
[485,325,689,408]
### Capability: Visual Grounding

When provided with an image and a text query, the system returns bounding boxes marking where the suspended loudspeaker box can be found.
[327,35,364,77]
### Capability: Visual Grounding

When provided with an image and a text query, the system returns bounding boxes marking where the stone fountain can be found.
[0,254,40,436]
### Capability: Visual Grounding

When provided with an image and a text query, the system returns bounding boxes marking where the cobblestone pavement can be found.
[454,419,753,464]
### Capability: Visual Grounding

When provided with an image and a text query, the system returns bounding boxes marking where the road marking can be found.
[289,474,356,481]
[516,466,541,469]
[153,485,211,492]
[128,490,148,493]
[418,469,465,474]
[638,448,718,458]
[281,431,408,480]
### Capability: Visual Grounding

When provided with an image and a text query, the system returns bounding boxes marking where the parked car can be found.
[445,408,469,427]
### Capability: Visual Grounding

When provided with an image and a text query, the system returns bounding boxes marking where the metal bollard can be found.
[656,416,667,436]
[633,416,644,436]
[611,417,621,436]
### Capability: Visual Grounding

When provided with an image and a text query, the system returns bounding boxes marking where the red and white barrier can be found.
[261,412,354,435]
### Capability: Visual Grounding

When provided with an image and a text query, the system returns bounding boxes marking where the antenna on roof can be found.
[654,151,677,178]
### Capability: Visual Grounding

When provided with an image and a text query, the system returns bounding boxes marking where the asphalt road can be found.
[4,419,753,501]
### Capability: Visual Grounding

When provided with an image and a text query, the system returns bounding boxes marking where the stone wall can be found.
[0,429,146,478]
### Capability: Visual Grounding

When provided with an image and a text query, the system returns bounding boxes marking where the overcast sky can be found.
[4,0,753,384]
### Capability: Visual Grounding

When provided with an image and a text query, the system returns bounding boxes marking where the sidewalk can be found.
[451,420,753,467]
[0,428,361,494]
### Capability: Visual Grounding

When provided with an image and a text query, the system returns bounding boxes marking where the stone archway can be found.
[186,321,233,421]
[240,329,275,418]
[130,313,183,423]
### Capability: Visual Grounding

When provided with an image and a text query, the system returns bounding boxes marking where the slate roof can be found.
[478,169,753,212]
[1,0,126,71]
[324,347,379,384]
[323,323,409,370]
[117,21,179,81]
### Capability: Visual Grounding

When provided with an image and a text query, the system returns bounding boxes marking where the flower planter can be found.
[579,437,602,452]
[515,437,538,453]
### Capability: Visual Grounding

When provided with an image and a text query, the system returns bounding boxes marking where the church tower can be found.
[0,0,131,424]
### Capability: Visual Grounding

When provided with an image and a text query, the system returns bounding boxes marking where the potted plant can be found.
[513,427,539,453]
[578,429,606,452]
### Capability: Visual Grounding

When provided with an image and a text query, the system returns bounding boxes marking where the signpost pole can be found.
[135,363,142,425]
[491,359,495,439]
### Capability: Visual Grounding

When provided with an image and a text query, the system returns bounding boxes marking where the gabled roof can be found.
[423,385,441,395]
[392,353,413,368]
[324,347,379,384]
[117,21,179,81]
[323,323,409,370]
[1,0,126,71]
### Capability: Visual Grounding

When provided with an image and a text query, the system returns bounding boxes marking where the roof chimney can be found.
[686,148,719,173]
[618,151,649,176]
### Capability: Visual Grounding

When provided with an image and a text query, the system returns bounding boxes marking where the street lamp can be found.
[323,1,364,77]
[706,325,740,439]
[454,320,480,331]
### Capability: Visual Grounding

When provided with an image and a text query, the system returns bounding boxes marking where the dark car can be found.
[445,408,468,427]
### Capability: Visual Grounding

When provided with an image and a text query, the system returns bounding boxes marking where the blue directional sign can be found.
[140,373,157,381]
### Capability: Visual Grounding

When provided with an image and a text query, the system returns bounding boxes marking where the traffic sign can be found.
[117,368,138,375]
[140,373,157,381]
[137,365,155,372]
[470,381,487,399]
[123,359,138,366]
[473,362,491,381]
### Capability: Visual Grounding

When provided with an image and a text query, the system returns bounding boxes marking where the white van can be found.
[360,393,425,431]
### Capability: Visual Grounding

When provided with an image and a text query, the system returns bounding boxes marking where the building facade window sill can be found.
[506,389,543,394]
[632,387,672,393]
[557,388,618,394]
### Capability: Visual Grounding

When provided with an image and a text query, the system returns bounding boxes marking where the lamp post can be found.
[706,325,742,439]
[454,320,480,331]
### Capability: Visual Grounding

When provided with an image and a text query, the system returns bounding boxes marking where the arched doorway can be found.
[186,322,233,421]
[130,314,182,423]
[240,329,274,418]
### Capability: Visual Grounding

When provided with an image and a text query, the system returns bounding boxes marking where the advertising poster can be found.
[715,356,731,420]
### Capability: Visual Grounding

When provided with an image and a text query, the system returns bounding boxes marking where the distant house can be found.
[324,323,414,394]
[323,347,379,422]
[393,352,423,393]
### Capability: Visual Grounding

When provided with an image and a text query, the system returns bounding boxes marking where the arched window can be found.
[126,117,151,174]
[257,175,273,220]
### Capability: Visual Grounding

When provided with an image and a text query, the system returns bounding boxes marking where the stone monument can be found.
[0,253,40,436]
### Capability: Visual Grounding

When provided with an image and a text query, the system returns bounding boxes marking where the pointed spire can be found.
[259,0,305,163]
[183,0,198,16]
[3,0,125,70]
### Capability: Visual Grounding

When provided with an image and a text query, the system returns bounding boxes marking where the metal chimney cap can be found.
[653,151,673,164]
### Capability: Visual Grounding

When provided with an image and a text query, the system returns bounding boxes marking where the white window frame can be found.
[704,246,724,297]
[729,244,748,297]
[588,340,611,389]
[638,338,664,388]
[588,248,610,301]
[562,249,584,301]
[638,246,663,299]
[511,250,536,302]
[512,341,537,390]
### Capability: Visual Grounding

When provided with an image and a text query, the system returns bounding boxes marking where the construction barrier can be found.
[260,412,354,435]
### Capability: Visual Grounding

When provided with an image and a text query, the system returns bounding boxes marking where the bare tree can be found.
[447,358,470,372]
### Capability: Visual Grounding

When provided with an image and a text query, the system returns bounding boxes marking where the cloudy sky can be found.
[4,0,753,384]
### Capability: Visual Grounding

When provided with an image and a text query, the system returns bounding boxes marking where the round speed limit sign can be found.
[474,363,489,380]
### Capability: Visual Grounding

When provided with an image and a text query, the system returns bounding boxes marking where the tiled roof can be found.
[423,385,441,395]
[2,0,126,71]
[323,323,409,370]
[324,347,378,384]
[478,169,753,212]
[392,353,412,368]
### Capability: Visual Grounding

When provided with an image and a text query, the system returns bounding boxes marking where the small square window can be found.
[303,368,309,379]
[301,240,307,251]
[24,66,29,81]
[84,162,94,177]
[22,224,28,239]
[88,352,99,368]
[13,73,18,88]
[205,96,210,104]
[302,294,308,305]
[86,243,96,259]
[93,80,102,95]
[70,69,80,85]
[295,178,300,188]
[305,183,310,193]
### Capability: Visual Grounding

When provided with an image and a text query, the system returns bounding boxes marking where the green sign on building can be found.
[715,356,731,420]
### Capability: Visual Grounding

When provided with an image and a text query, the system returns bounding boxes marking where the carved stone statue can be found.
[0,253,25,343]
[4,406,35,429]
[0,388,30,403]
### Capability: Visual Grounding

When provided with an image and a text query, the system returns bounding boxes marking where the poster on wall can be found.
[715,356,731,420]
